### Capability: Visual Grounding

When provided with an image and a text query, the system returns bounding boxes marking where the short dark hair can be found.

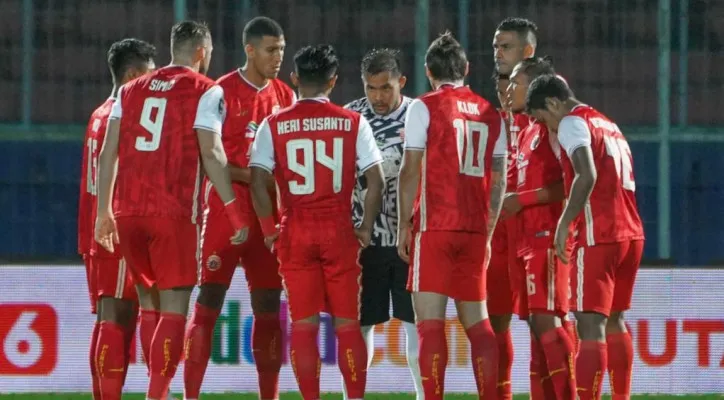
[170,20,210,53]
[243,16,284,45]
[361,48,402,77]
[525,74,573,113]
[515,56,555,81]
[425,32,467,82]
[294,44,339,87]
[496,17,538,46]
[107,38,156,84]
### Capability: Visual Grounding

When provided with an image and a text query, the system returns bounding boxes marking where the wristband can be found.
[259,215,277,237]
[224,199,245,231]
[518,190,539,207]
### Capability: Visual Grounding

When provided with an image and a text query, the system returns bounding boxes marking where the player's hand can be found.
[94,211,119,253]
[230,226,249,246]
[263,229,280,250]
[397,222,412,263]
[554,220,570,264]
[354,226,372,249]
[502,193,523,218]
[484,240,492,269]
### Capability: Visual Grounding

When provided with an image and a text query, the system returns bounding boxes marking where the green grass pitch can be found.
[0,394,721,399]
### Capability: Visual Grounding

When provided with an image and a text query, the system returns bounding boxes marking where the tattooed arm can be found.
[486,155,507,237]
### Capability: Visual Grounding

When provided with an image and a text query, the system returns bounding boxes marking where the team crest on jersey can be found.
[271,104,280,114]
[206,254,221,271]
[530,135,540,150]
[245,121,259,138]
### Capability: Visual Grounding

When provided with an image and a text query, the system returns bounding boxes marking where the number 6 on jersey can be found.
[453,118,489,177]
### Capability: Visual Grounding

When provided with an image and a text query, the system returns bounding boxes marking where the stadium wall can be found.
[0,266,722,394]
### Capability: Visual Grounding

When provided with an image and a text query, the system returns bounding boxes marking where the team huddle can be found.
[78,15,643,400]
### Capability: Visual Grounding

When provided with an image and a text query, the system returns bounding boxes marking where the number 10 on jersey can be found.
[453,118,489,177]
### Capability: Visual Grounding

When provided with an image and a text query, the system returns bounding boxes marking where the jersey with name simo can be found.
[249,98,382,225]
[404,85,507,233]
[557,104,644,245]
[78,98,114,255]
[110,65,225,223]
[347,96,412,247]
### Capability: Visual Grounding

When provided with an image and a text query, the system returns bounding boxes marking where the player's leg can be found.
[84,255,102,400]
[570,243,618,400]
[242,231,285,400]
[606,240,643,400]
[184,210,241,400]
[408,231,454,400]
[527,250,576,400]
[452,232,498,400]
[390,248,423,400]
[342,246,392,400]
[322,231,368,400]
[276,234,326,400]
[487,224,514,399]
[145,218,200,400]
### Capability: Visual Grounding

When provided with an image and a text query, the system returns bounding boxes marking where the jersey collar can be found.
[297,97,329,103]
[237,68,270,92]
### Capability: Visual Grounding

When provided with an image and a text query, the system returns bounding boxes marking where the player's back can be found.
[266,99,362,223]
[415,85,505,233]
[560,105,644,244]
[113,65,218,223]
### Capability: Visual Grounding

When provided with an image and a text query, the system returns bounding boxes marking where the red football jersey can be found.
[205,71,296,212]
[249,98,382,225]
[515,121,563,256]
[557,104,644,245]
[404,84,507,233]
[78,98,114,254]
[110,65,225,223]
[500,111,532,192]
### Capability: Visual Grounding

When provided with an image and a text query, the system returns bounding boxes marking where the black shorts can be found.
[359,246,414,325]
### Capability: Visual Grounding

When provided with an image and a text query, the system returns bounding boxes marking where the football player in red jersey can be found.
[79,38,156,400]
[396,32,507,400]
[183,17,295,400]
[526,75,645,400]
[95,21,247,400]
[249,44,385,400]
[489,17,537,398]
[505,57,576,399]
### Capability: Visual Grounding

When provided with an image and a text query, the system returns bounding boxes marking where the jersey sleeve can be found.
[557,115,591,157]
[356,116,383,172]
[403,99,430,150]
[249,117,275,172]
[493,117,508,157]
[193,85,225,135]
[109,85,123,120]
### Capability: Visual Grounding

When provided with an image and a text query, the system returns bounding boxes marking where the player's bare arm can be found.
[95,116,121,253]
[357,163,385,248]
[486,155,507,237]
[249,167,278,247]
[229,163,276,189]
[396,150,423,262]
[197,129,234,202]
[555,145,597,263]
[503,179,564,215]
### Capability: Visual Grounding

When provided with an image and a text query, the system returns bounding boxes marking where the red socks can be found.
[417,319,447,400]
[607,332,634,400]
[139,309,160,368]
[290,322,321,400]
[89,322,101,400]
[530,337,556,400]
[562,318,579,354]
[495,329,513,400]
[95,321,127,400]
[465,320,499,399]
[182,303,220,399]
[147,312,187,399]
[253,313,283,399]
[540,327,577,400]
[576,340,607,400]
[336,322,368,399]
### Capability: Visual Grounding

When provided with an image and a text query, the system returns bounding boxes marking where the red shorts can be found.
[516,248,569,319]
[486,218,518,315]
[200,210,280,290]
[408,231,487,302]
[276,219,361,322]
[570,240,644,317]
[116,216,200,290]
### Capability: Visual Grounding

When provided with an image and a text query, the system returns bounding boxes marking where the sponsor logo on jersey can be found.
[0,304,58,375]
